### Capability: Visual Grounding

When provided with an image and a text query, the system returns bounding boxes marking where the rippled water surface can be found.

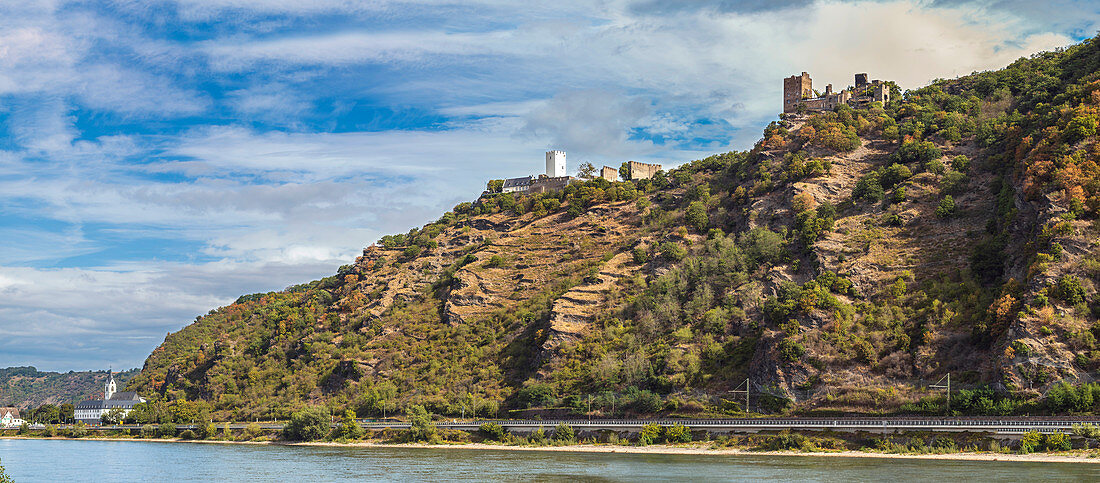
[3,438,1100,482]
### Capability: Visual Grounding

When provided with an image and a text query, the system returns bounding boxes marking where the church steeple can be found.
[104,368,116,400]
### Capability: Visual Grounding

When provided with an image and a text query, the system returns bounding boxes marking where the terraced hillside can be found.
[128,35,1100,420]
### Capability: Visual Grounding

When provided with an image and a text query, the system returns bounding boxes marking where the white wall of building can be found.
[545,150,566,178]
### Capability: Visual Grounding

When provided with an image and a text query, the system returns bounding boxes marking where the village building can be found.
[74,371,145,424]
[0,407,23,428]
[783,72,891,113]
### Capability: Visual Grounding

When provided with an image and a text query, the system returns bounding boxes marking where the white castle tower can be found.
[545,150,566,178]
[104,370,116,400]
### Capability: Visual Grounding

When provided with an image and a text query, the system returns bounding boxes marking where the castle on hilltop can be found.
[783,72,891,113]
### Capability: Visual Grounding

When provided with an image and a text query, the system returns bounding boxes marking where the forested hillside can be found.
[126,35,1100,421]
[0,367,138,409]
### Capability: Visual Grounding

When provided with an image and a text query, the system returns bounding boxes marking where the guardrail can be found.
[37,418,1100,435]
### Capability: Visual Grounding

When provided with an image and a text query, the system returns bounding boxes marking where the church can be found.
[74,371,145,424]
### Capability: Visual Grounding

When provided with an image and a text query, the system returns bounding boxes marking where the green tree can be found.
[685,201,709,232]
[619,162,631,180]
[479,422,506,441]
[282,406,330,441]
[32,404,59,424]
[638,423,662,446]
[59,403,73,424]
[406,404,436,442]
[552,423,575,442]
[157,422,177,438]
[70,421,88,438]
[200,422,219,439]
[577,161,597,180]
[486,179,504,193]
[101,407,125,425]
[338,409,363,440]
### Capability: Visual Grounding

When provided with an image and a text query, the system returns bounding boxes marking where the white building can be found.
[502,175,534,193]
[545,150,566,178]
[74,371,145,424]
[0,407,23,428]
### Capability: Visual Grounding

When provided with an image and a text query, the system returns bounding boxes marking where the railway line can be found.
[51,417,1100,435]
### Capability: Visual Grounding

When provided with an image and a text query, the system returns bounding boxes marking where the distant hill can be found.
[0,366,139,409]
[129,35,1100,419]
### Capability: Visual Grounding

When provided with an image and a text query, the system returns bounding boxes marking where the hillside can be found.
[127,36,1100,420]
[0,367,138,409]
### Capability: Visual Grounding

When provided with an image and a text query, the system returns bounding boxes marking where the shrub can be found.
[940,170,967,194]
[659,242,687,262]
[200,422,218,439]
[924,159,945,175]
[880,163,912,188]
[1052,276,1086,305]
[663,424,691,443]
[69,422,88,438]
[282,406,330,441]
[179,429,197,440]
[638,423,662,446]
[632,247,649,264]
[766,431,807,450]
[479,422,506,441]
[485,255,505,268]
[951,155,970,172]
[245,422,263,440]
[1045,432,1072,451]
[1073,423,1100,439]
[778,338,805,362]
[141,424,156,438]
[685,201,709,232]
[853,173,884,202]
[157,423,176,438]
[1019,430,1043,453]
[553,423,576,442]
[890,186,906,204]
[935,195,956,218]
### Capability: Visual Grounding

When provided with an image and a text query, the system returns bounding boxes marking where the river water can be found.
[2,438,1100,482]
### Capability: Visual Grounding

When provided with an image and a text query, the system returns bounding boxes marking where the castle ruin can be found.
[783,72,891,114]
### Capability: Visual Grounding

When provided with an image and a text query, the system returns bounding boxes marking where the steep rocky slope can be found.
[128,36,1100,419]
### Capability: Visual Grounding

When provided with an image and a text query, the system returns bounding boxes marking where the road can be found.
[64,417,1100,435]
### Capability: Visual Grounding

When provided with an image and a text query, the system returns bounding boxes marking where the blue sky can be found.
[0,0,1095,371]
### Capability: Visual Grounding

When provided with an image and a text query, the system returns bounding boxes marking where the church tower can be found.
[104,370,116,400]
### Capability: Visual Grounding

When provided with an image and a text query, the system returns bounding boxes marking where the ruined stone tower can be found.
[783,72,813,113]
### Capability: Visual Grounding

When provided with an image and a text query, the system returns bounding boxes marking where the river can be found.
[2,439,1100,482]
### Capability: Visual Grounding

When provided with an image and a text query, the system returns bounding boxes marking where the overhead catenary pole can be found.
[930,373,951,414]
[729,379,750,414]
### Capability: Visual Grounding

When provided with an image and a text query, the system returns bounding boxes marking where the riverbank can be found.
[4,435,1100,463]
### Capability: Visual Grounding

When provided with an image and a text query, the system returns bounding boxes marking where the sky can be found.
[0,0,1095,371]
